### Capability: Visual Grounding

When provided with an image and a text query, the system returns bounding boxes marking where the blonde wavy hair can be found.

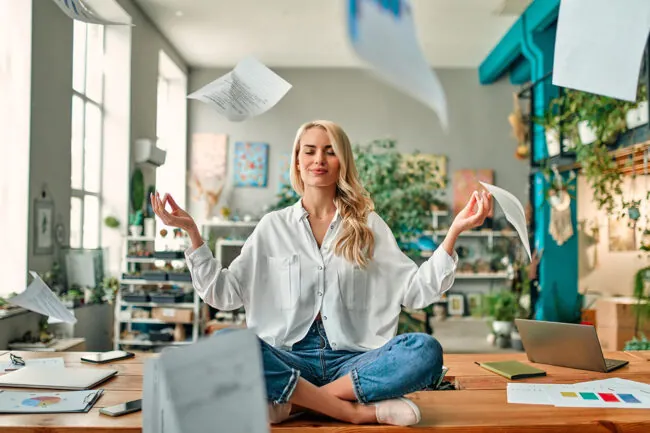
[290,120,375,268]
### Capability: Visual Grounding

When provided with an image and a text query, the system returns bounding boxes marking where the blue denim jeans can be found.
[260,319,443,404]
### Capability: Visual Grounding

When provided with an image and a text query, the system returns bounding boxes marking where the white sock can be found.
[375,398,421,426]
[267,402,292,424]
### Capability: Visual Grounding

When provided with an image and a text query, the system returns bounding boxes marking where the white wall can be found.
[188,68,529,220]
[578,175,650,297]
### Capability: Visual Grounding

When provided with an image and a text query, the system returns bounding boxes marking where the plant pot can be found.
[492,320,513,336]
[129,225,143,236]
[545,129,561,157]
[626,101,649,129]
[578,121,597,145]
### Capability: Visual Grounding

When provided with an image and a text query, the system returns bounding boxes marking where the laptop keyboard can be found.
[605,359,622,368]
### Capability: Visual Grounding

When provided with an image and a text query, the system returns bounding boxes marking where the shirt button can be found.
[323,315,327,320]
[330,225,334,230]
[332,342,336,347]
[318,266,323,270]
[318,291,323,296]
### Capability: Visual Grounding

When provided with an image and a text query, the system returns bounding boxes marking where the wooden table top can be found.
[0,350,649,432]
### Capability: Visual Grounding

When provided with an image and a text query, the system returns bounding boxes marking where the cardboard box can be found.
[597,326,638,351]
[152,307,193,324]
[595,297,650,351]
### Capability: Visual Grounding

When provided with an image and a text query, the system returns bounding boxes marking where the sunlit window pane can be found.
[83,195,99,249]
[70,197,82,248]
[71,96,84,189]
[83,103,101,193]
[85,24,103,103]
[72,21,86,93]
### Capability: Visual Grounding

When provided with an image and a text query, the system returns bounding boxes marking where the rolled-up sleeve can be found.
[401,247,458,309]
[368,213,458,310]
[185,236,254,311]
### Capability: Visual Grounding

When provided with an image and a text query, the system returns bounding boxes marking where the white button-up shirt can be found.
[186,200,458,352]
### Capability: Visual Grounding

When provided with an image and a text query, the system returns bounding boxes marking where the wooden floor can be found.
[1,350,650,432]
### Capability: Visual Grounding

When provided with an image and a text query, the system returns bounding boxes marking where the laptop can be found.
[0,366,117,390]
[515,319,629,372]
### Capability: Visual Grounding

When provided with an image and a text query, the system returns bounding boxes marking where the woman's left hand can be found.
[450,190,492,235]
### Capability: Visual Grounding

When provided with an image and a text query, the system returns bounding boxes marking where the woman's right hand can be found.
[151,192,198,234]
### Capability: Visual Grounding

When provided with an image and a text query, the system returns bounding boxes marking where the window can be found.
[155,50,187,208]
[70,21,104,249]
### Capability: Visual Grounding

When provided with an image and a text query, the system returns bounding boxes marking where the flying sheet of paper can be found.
[8,271,77,324]
[479,182,531,261]
[552,0,650,101]
[347,0,448,129]
[143,357,179,433]
[157,330,268,433]
[506,383,554,405]
[188,56,292,122]
[0,357,65,372]
[51,0,131,25]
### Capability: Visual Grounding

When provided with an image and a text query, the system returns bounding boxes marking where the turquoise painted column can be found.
[527,23,579,322]
[479,0,579,321]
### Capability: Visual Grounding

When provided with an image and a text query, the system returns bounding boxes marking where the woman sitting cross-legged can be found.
[151,120,491,426]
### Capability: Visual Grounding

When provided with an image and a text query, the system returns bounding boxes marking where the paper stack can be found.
[507,378,650,408]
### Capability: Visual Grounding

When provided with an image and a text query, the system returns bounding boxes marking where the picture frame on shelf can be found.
[467,293,483,317]
[447,293,465,316]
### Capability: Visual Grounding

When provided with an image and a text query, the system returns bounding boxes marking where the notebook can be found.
[475,360,546,380]
[0,366,117,390]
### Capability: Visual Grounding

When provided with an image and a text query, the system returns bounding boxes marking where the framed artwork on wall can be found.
[608,217,636,252]
[447,293,465,316]
[33,199,54,255]
[234,142,269,188]
[452,169,494,217]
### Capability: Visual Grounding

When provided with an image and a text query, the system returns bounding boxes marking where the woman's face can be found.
[297,127,341,190]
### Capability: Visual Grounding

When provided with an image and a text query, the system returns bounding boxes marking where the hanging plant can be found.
[537,84,647,215]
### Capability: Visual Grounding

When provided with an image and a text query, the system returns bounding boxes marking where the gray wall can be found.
[188,68,529,218]
[27,0,187,275]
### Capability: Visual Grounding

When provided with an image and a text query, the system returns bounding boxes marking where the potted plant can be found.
[484,290,518,338]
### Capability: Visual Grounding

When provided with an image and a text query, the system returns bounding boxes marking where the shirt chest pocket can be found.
[338,266,368,311]
[268,255,300,310]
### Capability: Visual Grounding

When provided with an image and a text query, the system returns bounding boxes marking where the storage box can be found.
[152,307,193,324]
[596,297,650,351]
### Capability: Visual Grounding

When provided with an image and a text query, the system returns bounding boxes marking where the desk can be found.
[0,351,649,432]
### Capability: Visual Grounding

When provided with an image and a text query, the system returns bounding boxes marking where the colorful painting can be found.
[403,154,447,188]
[452,169,494,217]
[278,151,292,191]
[234,142,269,187]
[608,218,636,252]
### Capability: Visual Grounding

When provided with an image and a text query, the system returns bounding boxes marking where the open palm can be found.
[151,192,197,233]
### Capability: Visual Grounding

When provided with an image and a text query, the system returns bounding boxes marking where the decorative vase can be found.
[144,218,155,238]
